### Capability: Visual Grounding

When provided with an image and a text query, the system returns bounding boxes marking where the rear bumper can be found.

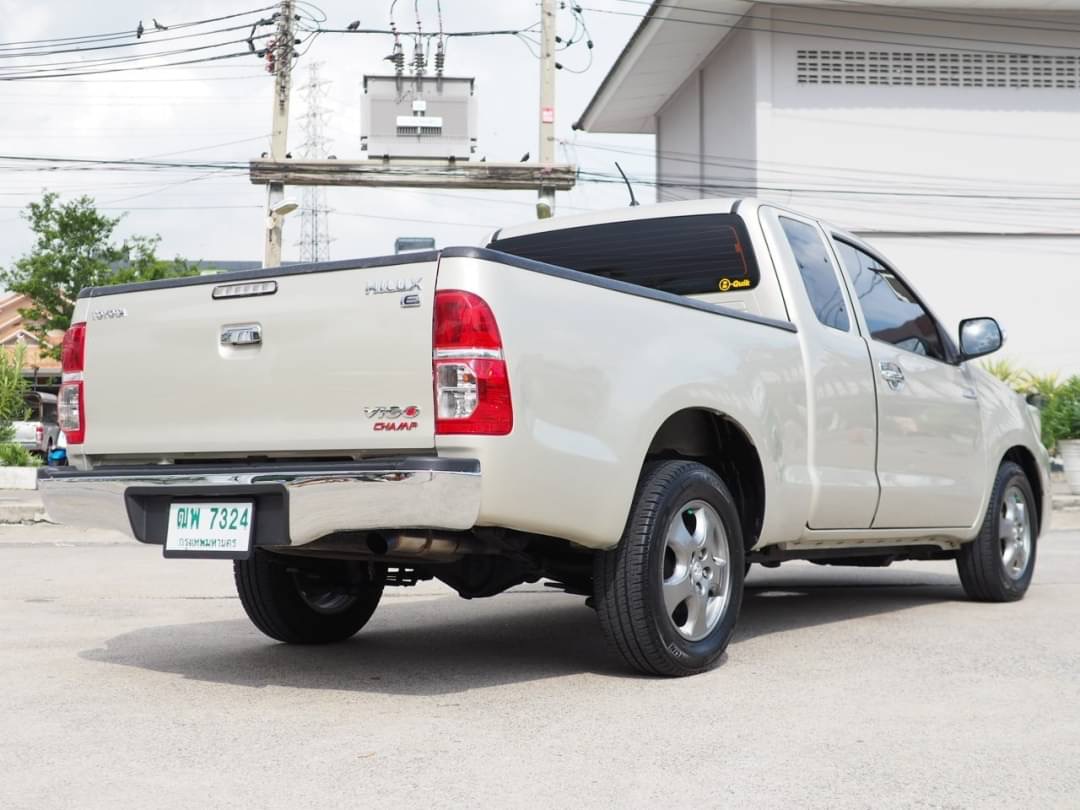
[38,458,481,547]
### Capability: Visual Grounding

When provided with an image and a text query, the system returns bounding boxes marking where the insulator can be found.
[413,40,426,75]
[392,42,405,76]
[435,41,445,75]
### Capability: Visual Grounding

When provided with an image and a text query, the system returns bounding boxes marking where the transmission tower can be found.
[295,62,333,262]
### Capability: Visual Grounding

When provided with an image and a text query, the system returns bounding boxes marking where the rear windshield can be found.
[488,213,759,296]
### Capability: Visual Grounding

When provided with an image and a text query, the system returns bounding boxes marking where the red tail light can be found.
[35,424,43,445]
[58,322,86,444]
[433,290,513,435]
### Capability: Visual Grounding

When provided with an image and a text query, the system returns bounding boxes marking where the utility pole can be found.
[537,0,557,219]
[263,0,295,268]
[296,62,333,262]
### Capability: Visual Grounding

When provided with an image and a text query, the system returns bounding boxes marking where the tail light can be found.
[433,290,512,435]
[58,322,86,444]
[35,424,43,445]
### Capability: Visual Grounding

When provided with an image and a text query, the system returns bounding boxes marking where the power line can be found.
[0,6,278,50]
[0,36,270,77]
[577,169,1080,202]
[0,22,268,59]
[620,0,1080,46]
[566,140,1080,197]
[581,4,1080,57]
[0,51,256,82]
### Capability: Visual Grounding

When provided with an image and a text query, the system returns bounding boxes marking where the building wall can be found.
[656,73,702,202]
[857,234,1080,376]
[656,27,759,202]
[759,6,1080,235]
[657,5,1080,375]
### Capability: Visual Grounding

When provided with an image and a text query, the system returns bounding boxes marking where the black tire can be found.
[957,461,1038,602]
[594,460,745,676]
[234,551,384,644]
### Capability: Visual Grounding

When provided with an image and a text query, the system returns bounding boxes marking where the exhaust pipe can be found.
[367,531,491,561]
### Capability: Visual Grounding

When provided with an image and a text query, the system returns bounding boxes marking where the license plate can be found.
[164,502,254,558]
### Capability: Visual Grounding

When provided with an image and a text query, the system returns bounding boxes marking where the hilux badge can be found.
[366,278,422,296]
[91,308,127,320]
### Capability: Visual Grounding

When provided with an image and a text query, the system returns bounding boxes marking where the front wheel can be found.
[234,552,384,644]
[594,460,745,676]
[957,461,1038,602]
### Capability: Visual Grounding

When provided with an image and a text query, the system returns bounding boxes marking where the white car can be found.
[39,199,1049,676]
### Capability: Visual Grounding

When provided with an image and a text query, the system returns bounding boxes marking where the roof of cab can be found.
[487,197,744,244]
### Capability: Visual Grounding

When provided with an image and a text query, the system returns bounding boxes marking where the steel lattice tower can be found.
[295,62,333,262]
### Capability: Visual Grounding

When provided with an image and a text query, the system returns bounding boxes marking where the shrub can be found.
[0,443,39,467]
[981,358,1024,390]
[0,344,29,444]
[1020,371,1062,401]
[1041,376,1080,451]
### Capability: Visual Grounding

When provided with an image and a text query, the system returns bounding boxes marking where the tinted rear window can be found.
[488,214,759,296]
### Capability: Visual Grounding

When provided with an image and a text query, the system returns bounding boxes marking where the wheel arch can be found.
[1002,444,1044,533]
[644,408,765,551]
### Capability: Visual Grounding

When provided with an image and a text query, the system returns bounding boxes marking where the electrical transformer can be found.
[361,75,478,161]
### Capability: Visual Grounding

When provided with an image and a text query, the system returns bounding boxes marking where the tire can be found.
[957,461,1038,602]
[234,551,384,644]
[594,460,746,676]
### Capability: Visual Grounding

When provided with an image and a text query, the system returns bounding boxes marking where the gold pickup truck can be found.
[39,199,1049,676]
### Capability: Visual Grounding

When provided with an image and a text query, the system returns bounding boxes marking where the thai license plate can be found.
[164,502,254,558]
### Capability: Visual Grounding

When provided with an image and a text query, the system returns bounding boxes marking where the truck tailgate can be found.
[77,257,438,457]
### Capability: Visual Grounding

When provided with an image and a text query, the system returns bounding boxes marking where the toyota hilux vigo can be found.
[39,199,1049,676]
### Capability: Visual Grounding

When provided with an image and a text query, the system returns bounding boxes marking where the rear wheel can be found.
[594,460,745,676]
[234,551,384,644]
[957,461,1038,602]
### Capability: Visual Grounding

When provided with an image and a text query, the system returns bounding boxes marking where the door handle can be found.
[879,360,905,391]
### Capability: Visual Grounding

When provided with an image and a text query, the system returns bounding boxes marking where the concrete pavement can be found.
[1,523,1078,809]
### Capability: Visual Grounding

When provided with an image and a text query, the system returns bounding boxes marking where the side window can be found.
[833,241,946,362]
[778,217,850,332]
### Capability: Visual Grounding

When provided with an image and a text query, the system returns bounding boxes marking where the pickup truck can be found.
[14,392,60,456]
[39,199,1050,676]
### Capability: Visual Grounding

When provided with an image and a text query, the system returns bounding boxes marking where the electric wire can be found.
[617,0,1080,52]
[581,4,1080,57]
[0,7,278,50]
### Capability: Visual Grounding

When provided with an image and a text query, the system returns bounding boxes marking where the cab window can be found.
[779,217,850,332]
[833,240,947,362]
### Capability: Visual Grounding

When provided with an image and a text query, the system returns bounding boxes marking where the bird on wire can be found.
[153,18,169,31]
[136,20,144,39]
[519,152,530,162]
[346,20,361,31]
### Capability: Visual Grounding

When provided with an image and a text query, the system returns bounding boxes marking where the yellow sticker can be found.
[718,278,751,292]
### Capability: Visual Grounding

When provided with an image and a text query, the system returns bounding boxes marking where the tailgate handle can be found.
[221,324,262,346]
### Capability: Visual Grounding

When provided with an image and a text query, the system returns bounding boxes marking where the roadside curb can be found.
[0,506,51,524]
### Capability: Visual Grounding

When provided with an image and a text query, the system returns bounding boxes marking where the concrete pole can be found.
[264,0,294,267]
[537,0,556,219]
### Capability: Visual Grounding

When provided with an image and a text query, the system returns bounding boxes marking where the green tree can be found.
[0,192,197,358]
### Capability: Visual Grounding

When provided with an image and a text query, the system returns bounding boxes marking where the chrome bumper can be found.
[38,458,481,547]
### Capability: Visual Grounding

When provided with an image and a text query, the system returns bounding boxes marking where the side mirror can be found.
[959,317,1004,361]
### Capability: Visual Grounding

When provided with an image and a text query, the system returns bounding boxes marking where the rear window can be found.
[488,214,759,296]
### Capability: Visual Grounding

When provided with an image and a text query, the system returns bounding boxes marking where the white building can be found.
[576,0,1080,375]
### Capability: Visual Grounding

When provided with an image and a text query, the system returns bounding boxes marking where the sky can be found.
[0,0,655,268]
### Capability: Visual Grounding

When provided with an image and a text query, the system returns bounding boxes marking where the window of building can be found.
[833,240,947,362]
[488,214,760,296]
[779,217,850,332]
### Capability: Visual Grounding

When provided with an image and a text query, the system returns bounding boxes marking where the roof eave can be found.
[574,2,663,134]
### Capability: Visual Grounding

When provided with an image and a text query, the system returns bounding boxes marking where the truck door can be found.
[763,209,879,529]
[831,238,984,529]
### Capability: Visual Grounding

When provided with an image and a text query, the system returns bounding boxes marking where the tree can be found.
[0,192,197,358]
